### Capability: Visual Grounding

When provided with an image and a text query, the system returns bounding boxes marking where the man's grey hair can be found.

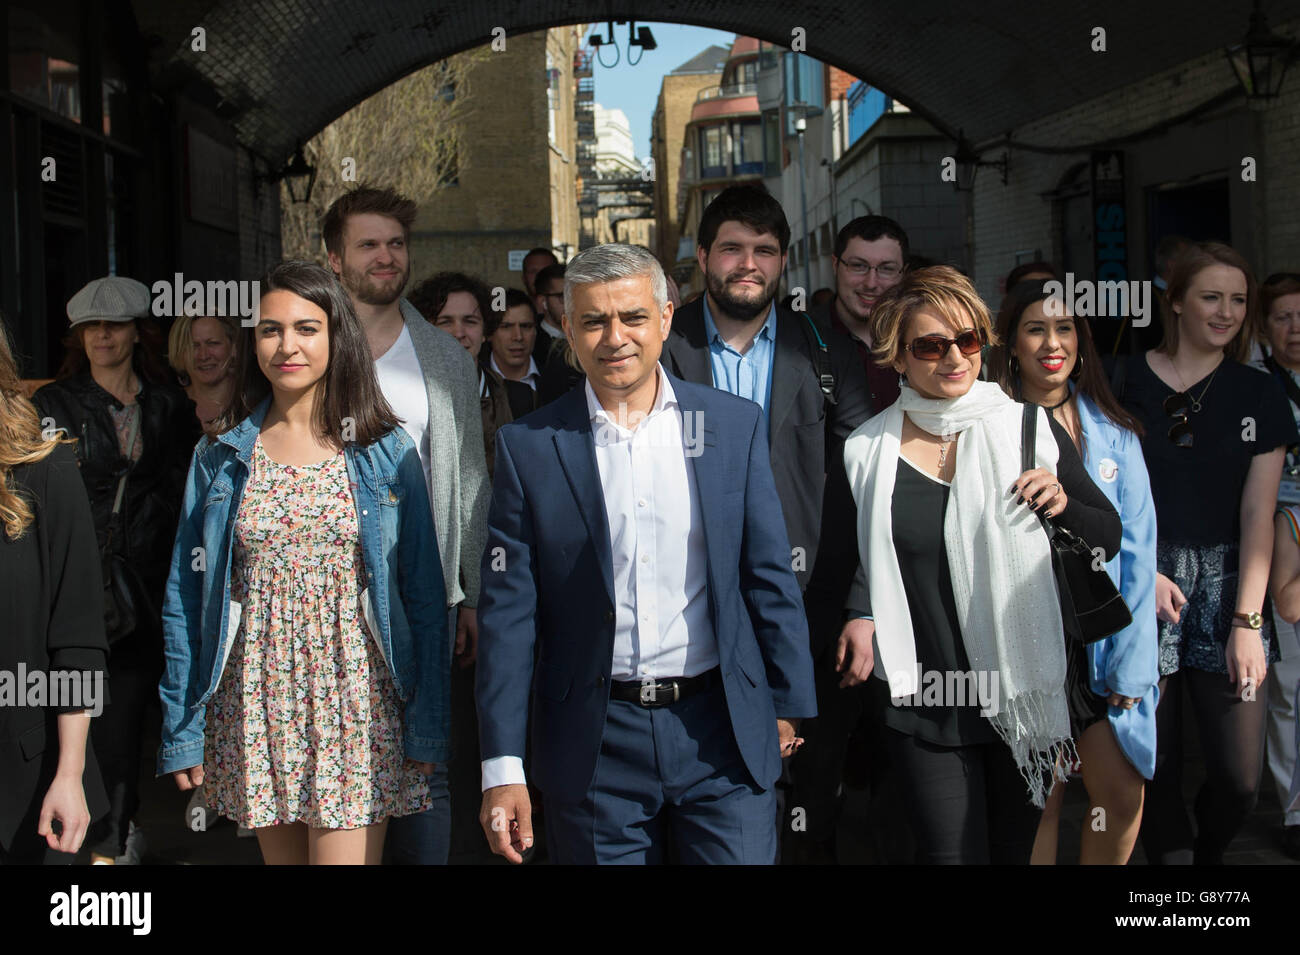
[562,243,668,321]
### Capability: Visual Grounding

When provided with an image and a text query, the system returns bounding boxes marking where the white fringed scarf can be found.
[843,380,1076,806]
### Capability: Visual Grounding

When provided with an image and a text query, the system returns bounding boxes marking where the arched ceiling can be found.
[133,0,1300,164]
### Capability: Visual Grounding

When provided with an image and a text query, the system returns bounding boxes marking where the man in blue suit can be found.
[476,243,817,864]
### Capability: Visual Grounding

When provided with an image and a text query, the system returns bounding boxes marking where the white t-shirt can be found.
[374,324,432,491]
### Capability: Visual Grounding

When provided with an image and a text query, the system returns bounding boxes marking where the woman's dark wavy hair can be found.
[215,260,399,446]
[989,279,1144,437]
[56,316,172,385]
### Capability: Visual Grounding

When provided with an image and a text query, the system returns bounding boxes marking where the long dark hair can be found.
[990,279,1144,437]
[215,260,400,446]
[56,317,172,385]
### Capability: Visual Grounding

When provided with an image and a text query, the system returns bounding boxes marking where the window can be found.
[762,110,781,177]
[732,120,764,176]
[8,0,83,124]
[699,126,726,179]
[783,53,825,134]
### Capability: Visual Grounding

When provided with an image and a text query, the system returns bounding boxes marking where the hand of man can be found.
[456,606,479,667]
[836,618,876,687]
[480,784,533,863]
[777,718,803,758]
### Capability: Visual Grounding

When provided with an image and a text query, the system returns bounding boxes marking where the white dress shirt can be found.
[491,353,541,392]
[482,366,717,790]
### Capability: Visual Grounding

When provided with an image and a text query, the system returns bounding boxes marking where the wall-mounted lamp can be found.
[1225,0,1294,103]
[257,145,317,204]
[951,134,1007,192]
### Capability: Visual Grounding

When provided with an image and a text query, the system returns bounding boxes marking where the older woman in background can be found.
[168,312,239,437]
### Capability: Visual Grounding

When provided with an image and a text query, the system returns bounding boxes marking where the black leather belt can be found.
[609,668,719,707]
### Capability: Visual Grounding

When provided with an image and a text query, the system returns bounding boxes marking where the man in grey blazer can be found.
[323,185,490,865]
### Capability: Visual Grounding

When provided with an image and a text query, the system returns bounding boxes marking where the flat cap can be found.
[67,276,151,326]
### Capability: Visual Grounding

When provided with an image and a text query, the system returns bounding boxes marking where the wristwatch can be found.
[1232,610,1264,630]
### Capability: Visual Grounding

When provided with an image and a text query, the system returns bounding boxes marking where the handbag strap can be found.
[1021,400,1037,474]
[110,405,142,518]
[1021,401,1056,536]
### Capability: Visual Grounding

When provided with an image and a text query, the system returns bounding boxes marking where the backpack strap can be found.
[799,311,837,406]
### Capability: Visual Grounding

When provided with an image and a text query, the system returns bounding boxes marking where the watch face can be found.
[1250,612,1263,629]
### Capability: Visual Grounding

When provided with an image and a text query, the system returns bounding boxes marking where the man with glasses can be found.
[813,216,911,411]
[531,262,568,369]
[799,215,915,863]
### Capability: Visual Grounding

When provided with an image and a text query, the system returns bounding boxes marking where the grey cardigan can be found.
[400,298,490,608]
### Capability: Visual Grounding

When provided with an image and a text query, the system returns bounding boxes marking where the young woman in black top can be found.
[0,326,109,864]
[836,267,1120,863]
[1123,242,1297,864]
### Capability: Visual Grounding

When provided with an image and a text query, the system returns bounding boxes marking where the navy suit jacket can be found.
[476,371,817,803]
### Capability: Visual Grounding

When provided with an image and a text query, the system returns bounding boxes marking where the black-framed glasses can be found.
[1163,392,1194,448]
[841,259,902,279]
[906,330,983,361]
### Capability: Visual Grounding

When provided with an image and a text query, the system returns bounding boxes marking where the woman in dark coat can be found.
[0,323,109,865]
[31,278,198,863]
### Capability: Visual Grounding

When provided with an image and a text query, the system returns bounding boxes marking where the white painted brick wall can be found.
[972,23,1300,304]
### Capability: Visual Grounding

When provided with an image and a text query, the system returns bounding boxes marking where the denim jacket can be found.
[157,398,449,775]
[1076,389,1160,779]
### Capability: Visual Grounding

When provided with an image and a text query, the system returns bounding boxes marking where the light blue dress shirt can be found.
[702,296,777,420]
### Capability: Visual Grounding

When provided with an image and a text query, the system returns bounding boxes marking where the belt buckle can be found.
[669,680,680,704]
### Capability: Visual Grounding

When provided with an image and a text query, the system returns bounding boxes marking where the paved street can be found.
[84,701,1298,866]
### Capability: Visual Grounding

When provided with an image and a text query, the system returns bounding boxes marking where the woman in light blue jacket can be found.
[158,261,448,865]
[992,279,1159,864]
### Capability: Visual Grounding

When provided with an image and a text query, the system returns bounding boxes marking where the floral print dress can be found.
[203,439,432,830]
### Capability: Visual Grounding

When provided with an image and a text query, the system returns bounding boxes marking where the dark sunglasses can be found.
[906,330,984,361]
[1163,393,1194,448]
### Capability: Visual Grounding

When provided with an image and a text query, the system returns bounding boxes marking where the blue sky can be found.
[584,22,738,160]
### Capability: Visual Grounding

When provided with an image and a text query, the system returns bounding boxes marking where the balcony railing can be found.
[696,82,757,103]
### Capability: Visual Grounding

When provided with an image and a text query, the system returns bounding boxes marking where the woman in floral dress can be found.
[159,261,450,864]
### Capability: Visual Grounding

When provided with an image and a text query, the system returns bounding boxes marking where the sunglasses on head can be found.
[1163,392,1194,448]
[905,330,984,361]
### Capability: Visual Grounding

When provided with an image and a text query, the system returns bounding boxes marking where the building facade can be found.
[409,26,584,290]
[650,44,728,282]
[967,26,1300,306]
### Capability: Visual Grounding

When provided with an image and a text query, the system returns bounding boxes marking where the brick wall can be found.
[970,24,1300,304]
[408,30,566,290]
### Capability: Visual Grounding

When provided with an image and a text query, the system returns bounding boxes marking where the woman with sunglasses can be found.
[990,281,1159,865]
[1119,242,1297,865]
[1258,271,1300,858]
[835,267,1120,864]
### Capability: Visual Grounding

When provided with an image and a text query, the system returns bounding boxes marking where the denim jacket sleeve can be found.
[394,440,451,763]
[1105,429,1161,700]
[157,439,215,776]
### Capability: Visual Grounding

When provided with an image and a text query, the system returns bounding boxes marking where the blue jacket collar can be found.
[215,396,272,459]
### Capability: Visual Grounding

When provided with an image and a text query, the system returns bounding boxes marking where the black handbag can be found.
[1021,402,1132,645]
